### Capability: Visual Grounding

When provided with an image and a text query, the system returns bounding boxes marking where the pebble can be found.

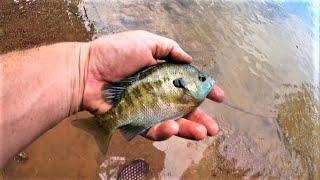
[0,28,4,37]
[14,151,29,162]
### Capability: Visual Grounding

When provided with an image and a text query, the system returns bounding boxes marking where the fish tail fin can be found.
[97,128,114,154]
[72,116,116,154]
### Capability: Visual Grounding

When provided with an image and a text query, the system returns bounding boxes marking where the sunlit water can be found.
[1,0,319,179]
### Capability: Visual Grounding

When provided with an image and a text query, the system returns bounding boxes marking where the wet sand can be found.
[1,0,319,179]
[0,0,92,54]
[2,112,166,179]
[276,83,320,179]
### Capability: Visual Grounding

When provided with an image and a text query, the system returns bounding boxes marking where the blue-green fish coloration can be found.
[74,62,215,153]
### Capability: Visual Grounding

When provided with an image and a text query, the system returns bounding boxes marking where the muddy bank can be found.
[0,0,92,54]
[1,112,165,179]
[276,83,320,179]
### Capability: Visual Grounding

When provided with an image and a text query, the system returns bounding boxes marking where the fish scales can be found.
[74,62,216,153]
[108,63,213,131]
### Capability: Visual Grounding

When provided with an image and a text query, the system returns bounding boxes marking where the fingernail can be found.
[214,85,225,102]
[215,87,221,97]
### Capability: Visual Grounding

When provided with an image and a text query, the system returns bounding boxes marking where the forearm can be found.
[0,42,90,168]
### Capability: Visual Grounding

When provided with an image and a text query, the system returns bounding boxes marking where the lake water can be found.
[1,0,319,179]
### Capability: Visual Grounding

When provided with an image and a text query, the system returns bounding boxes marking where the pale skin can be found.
[0,30,225,169]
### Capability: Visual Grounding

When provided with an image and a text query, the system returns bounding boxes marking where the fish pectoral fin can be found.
[119,125,147,141]
[72,117,115,154]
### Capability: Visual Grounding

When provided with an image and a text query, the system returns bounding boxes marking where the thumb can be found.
[152,36,192,63]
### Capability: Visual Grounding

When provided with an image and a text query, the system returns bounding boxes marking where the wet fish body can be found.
[75,62,215,153]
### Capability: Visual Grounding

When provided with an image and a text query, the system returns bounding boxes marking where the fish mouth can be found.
[203,72,215,89]
[208,77,216,90]
[207,83,215,96]
[204,78,216,98]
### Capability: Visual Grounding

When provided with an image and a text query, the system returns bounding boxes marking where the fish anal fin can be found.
[72,117,115,154]
[119,117,176,141]
[119,125,147,141]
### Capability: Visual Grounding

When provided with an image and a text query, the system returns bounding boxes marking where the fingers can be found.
[152,35,192,63]
[185,109,219,136]
[146,118,209,141]
[167,41,193,63]
[146,108,219,141]
[207,85,225,102]
[146,120,179,141]
[176,118,207,140]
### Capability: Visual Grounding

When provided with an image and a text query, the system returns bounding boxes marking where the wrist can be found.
[69,42,90,115]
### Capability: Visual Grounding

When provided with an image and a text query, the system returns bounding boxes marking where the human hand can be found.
[82,30,225,141]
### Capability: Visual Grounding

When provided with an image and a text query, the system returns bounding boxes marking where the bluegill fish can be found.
[74,62,215,153]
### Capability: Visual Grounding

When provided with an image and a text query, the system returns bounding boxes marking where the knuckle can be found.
[169,39,179,47]
[135,30,152,36]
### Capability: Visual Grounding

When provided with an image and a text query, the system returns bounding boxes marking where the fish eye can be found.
[198,74,206,82]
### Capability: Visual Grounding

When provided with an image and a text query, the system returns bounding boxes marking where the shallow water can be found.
[1,0,319,179]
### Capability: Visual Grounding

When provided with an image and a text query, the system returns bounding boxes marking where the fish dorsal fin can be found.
[119,125,148,141]
[102,83,128,104]
[102,64,159,104]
